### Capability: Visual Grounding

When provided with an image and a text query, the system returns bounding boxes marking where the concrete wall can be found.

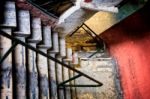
[75,57,121,99]
[101,2,150,99]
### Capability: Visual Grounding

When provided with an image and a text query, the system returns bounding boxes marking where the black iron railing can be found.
[0,29,103,88]
[69,23,105,51]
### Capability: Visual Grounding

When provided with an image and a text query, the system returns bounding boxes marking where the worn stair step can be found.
[49,32,59,53]
[12,8,32,99]
[0,1,17,99]
[0,1,17,28]
[37,24,53,99]
[38,26,52,48]
[64,47,78,99]
[26,15,43,99]
[48,52,58,99]
[68,61,77,99]
[55,36,66,99]
[72,52,79,66]
[64,47,73,62]
[26,43,39,99]
[13,10,30,37]
[59,37,66,57]
[28,18,42,43]
[13,36,26,99]
[47,31,60,99]
[62,60,72,99]
[56,56,65,99]
[37,48,50,99]
[0,28,13,99]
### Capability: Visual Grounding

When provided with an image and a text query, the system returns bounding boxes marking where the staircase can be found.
[0,0,146,99]
[0,1,103,99]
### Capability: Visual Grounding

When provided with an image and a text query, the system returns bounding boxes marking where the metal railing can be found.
[0,29,103,88]
[69,23,105,49]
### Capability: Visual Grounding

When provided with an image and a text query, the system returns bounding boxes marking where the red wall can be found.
[101,2,150,99]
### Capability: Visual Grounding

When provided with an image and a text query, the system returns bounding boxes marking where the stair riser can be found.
[14,10,30,36]
[14,37,26,99]
[37,48,50,99]
[0,29,13,99]
[48,53,58,99]
[56,57,64,99]
[1,1,17,27]
[27,44,39,99]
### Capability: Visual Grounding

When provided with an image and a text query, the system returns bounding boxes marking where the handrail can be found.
[0,29,103,87]
[69,23,104,47]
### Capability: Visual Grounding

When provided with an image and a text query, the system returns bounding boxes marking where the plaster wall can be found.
[101,3,150,99]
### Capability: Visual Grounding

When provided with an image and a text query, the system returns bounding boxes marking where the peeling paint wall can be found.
[75,58,121,99]
[101,2,150,99]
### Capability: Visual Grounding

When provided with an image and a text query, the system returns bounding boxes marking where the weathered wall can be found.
[101,2,150,99]
[75,52,121,99]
